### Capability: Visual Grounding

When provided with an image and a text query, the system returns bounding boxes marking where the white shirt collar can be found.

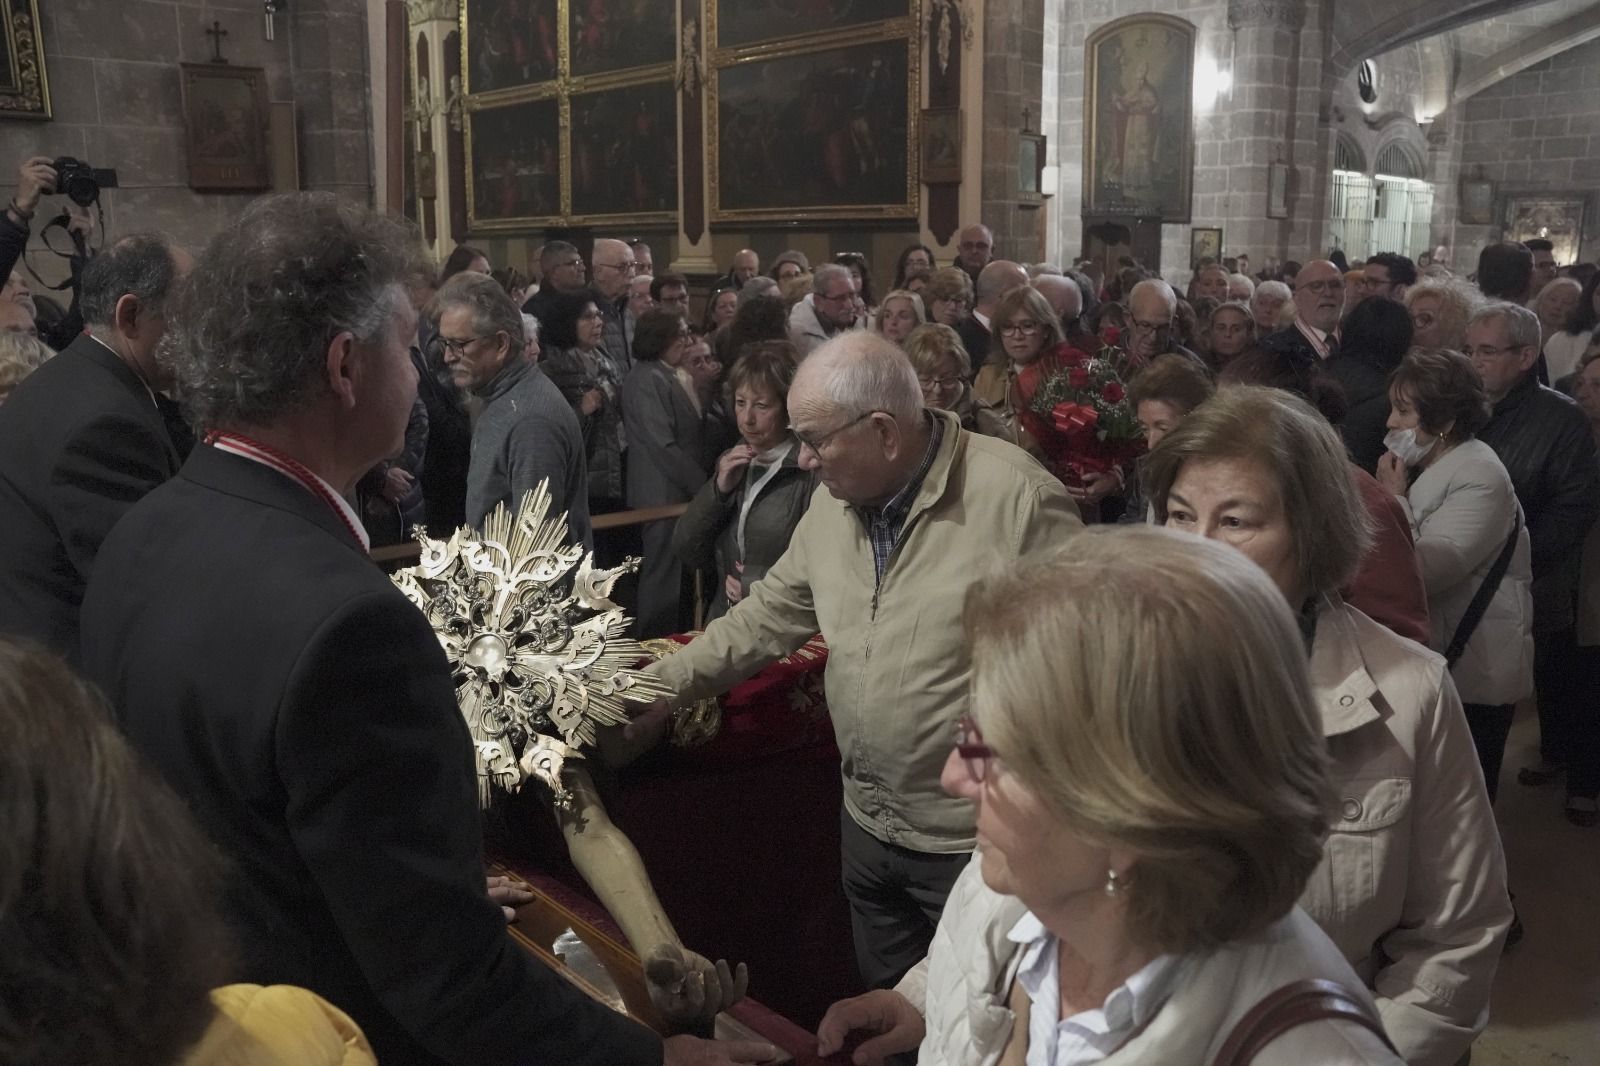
[1006,911,1180,1065]
[213,442,371,552]
[975,309,992,330]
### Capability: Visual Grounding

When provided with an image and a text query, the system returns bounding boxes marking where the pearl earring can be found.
[1104,869,1120,897]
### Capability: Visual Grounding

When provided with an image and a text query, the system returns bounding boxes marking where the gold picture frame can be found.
[1083,13,1195,223]
[706,19,921,224]
[0,0,49,119]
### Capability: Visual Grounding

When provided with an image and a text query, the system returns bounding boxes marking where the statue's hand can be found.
[644,943,749,1031]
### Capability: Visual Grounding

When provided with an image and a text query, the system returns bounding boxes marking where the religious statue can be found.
[392,484,747,1031]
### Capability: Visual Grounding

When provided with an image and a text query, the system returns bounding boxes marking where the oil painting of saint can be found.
[1085,16,1194,222]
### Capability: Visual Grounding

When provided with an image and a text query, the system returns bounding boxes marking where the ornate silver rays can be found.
[392,483,675,809]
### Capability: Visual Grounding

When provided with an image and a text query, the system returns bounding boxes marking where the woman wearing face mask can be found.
[672,341,814,621]
[1376,348,1535,803]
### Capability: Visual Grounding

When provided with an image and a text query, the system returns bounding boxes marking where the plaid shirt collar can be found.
[856,411,944,579]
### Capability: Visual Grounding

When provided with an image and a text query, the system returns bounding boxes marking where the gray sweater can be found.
[466,358,593,549]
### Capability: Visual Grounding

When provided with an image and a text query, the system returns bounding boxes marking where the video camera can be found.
[50,156,118,207]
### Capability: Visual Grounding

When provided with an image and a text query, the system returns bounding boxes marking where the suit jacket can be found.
[0,332,180,659]
[621,359,710,508]
[79,444,662,1066]
[1259,320,1336,365]
[956,315,991,374]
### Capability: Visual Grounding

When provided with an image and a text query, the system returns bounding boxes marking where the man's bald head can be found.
[731,248,760,287]
[792,331,924,425]
[975,260,1029,312]
[1032,274,1082,324]
[1126,280,1178,360]
[1129,279,1177,319]
[1293,259,1345,333]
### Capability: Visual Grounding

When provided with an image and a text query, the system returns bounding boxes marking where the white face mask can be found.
[1384,427,1437,467]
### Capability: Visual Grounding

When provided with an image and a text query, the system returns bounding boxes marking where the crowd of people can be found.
[1,150,1598,1066]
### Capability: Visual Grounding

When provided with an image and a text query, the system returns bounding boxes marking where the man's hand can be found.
[486,874,535,922]
[644,943,749,1029]
[815,989,926,1066]
[723,563,745,607]
[381,466,416,502]
[581,387,604,416]
[1065,470,1120,505]
[13,156,56,214]
[623,696,672,745]
[662,1034,780,1065]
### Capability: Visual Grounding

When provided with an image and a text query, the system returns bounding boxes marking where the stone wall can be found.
[0,0,371,281]
[1453,35,1600,264]
[979,0,1046,266]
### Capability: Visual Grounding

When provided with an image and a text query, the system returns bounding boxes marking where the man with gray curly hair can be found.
[0,230,189,659]
[80,194,768,1066]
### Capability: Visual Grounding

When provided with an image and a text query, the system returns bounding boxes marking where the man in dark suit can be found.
[958,259,1028,373]
[80,193,768,1066]
[1258,258,1345,365]
[0,232,189,658]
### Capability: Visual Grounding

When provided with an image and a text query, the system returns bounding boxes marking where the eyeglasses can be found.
[919,374,963,391]
[954,714,995,782]
[1467,344,1521,359]
[1130,317,1172,332]
[1300,279,1345,294]
[439,333,494,355]
[595,260,636,275]
[817,290,854,305]
[1000,320,1040,337]
[795,410,878,454]
[555,258,584,271]
[578,310,604,321]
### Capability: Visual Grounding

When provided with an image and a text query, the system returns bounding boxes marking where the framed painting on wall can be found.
[920,107,961,184]
[568,80,678,222]
[711,0,909,50]
[1504,195,1589,267]
[569,0,675,77]
[710,33,917,222]
[1083,14,1195,223]
[1459,178,1494,226]
[466,95,562,228]
[1190,227,1221,267]
[179,64,272,191]
[463,0,559,95]
[0,0,48,118]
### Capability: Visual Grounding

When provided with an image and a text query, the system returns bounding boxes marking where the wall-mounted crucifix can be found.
[204,20,230,64]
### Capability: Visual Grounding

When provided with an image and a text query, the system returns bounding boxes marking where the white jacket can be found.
[1302,600,1511,1066]
[902,859,1401,1065]
[1397,439,1534,706]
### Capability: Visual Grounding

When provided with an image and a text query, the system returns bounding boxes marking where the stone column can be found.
[979,0,1045,264]
[1224,0,1308,260]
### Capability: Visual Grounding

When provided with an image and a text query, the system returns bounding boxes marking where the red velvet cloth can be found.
[1345,465,1432,646]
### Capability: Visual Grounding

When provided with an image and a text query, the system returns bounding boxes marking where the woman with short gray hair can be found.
[1144,386,1513,1065]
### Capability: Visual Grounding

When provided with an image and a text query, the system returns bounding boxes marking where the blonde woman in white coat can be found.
[818,528,1402,1066]
[1377,348,1536,803]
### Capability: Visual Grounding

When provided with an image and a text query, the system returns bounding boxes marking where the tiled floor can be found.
[1474,707,1600,1065]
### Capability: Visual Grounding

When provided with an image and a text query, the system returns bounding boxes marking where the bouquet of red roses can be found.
[1014,342,1144,484]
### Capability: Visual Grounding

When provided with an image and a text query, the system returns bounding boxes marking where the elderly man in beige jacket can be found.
[636,332,1082,989]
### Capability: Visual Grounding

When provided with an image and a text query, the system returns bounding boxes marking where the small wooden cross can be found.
[205,19,230,64]
[1022,104,1033,132]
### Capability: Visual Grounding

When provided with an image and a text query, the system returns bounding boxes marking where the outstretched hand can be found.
[815,989,926,1065]
[645,943,749,1030]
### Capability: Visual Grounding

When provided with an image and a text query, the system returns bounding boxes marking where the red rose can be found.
[1102,381,1125,403]
[1068,366,1091,388]
[1101,326,1123,347]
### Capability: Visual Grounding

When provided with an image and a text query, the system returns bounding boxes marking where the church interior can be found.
[1,1,1599,1064]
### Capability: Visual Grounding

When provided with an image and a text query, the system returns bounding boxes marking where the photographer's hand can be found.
[13,156,57,217]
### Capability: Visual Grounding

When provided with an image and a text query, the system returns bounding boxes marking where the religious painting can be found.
[1459,178,1494,226]
[1190,227,1221,268]
[466,96,561,226]
[179,64,272,191]
[920,107,961,184]
[0,0,46,118]
[569,80,677,221]
[712,0,909,50]
[711,35,916,221]
[464,0,559,94]
[569,0,675,78]
[1505,196,1589,266]
[1083,15,1195,223]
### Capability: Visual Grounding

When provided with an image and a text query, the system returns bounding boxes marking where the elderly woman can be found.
[540,287,626,512]
[924,266,974,329]
[819,528,1404,1065]
[1405,277,1481,352]
[1532,277,1583,357]
[672,341,814,621]
[1543,273,1598,385]
[1251,279,1293,332]
[904,323,973,422]
[0,329,53,403]
[621,308,712,638]
[1377,349,1535,805]
[1121,354,1215,523]
[1205,299,1255,370]
[1142,386,1512,1066]
[874,288,925,347]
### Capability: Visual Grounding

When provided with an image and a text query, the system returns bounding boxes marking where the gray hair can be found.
[809,332,923,423]
[0,330,53,391]
[739,276,780,305]
[173,192,426,430]
[1470,300,1542,351]
[1253,280,1291,304]
[80,233,181,329]
[1027,262,1064,278]
[520,312,540,341]
[434,272,525,349]
[1227,273,1256,296]
[812,263,853,296]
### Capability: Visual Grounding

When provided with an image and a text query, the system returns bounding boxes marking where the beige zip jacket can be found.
[1302,599,1511,1066]
[648,409,1082,852]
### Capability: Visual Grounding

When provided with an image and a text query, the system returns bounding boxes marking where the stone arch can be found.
[1335,132,1367,173]
[1375,138,1424,178]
